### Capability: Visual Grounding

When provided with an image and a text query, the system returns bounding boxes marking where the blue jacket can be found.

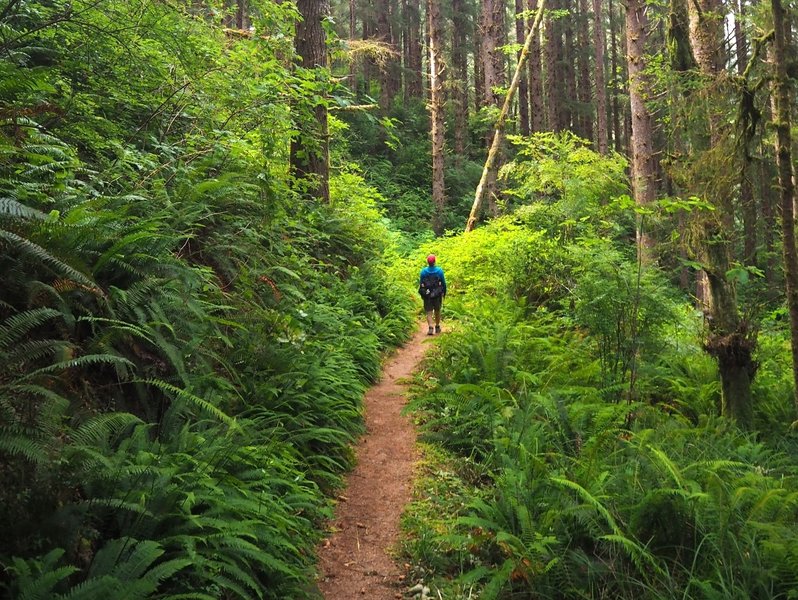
[419,265,447,296]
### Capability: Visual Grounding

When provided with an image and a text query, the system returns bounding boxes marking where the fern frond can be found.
[141,378,236,427]
[0,229,101,294]
[0,308,63,348]
[0,197,48,220]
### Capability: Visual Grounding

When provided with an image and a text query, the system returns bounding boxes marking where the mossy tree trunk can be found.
[688,0,756,426]
[291,0,330,203]
[770,0,798,419]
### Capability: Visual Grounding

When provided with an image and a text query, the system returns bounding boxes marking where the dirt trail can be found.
[317,322,430,599]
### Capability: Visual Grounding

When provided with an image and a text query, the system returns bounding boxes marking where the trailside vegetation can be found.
[398,134,798,599]
[0,0,414,597]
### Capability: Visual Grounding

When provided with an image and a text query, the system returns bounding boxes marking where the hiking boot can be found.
[435,325,441,334]
[427,326,434,336]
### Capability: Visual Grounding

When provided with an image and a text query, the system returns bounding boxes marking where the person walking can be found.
[418,254,447,335]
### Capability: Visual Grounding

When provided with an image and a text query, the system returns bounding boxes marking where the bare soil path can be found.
[316,322,430,599]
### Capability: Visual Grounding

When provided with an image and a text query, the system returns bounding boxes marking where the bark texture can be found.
[771,0,798,418]
[516,0,531,135]
[291,0,330,203]
[688,0,755,425]
[527,0,545,131]
[625,0,656,255]
[429,0,446,234]
[593,0,608,153]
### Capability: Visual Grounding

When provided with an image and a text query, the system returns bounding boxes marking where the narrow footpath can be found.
[317,323,430,599]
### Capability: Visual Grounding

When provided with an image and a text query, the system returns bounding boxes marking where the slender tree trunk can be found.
[349,0,357,93]
[291,0,330,203]
[429,0,446,234]
[363,16,373,94]
[625,0,656,257]
[593,0,608,153]
[528,0,545,131]
[453,0,470,156]
[377,0,398,110]
[474,29,485,108]
[405,0,424,99]
[771,0,798,418]
[563,4,578,131]
[466,0,547,232]
[516,0,531,135]
[577,0,594,141]
[609,0,621,151]
[735,0,756,264]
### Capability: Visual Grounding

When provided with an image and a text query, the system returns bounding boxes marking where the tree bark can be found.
[688,0,755,426]
[291,0,331,203]
[429,0,446,233]
[452,0,470,155]
[474,28,485,108]
[527,0,545,131]
[592,0,608,153]
[377,0,399,109]
[481,0,506,108]
[466,0,547,232]
[577,0,594,141]
[544,0,563,131]
[404,0,424,99]
[516,0,531,136]
[349,0,357,93]
[771,0,798,418]
[608,0,621,151]
[563,3,578,131]
[734,0,756,265]
[625,0,656,257]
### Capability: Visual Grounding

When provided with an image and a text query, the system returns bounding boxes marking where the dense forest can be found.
[2,0,798,597]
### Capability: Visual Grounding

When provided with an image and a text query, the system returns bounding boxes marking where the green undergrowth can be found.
[0,1,414,598]
[398,137,798,599]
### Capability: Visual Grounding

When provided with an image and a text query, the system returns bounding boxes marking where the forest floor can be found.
[316,322,430,599]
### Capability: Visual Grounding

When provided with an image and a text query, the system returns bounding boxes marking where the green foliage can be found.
[0,0,415,597]
[400,161,798,599]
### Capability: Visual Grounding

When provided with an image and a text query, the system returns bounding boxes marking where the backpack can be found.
[419,272,444,299]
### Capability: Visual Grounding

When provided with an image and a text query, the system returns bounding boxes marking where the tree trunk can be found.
[377,0,398,110]
[349,0,357,93]
[291,0,330,203]
[577,0,594,141]
[453,0,470,155]
[429,0,446,234]
[404,0,424,99]
[516,0,531,136]
[474,29,485,108]
[544,0,563,131]
[527,0,545,131]
[771,0,798,418]
[688,0,755,426]
[593,0,608,153]
[625,0,656,257]
[466,0,547,232]
[608,0,621,151]
[481,0,506,108]
[363,15,373,94]
[563,4,578,131]
[734,0,756,265]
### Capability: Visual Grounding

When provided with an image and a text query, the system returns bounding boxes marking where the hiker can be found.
[418,254,447,335]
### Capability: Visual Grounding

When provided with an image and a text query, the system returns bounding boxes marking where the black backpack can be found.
[419,272,444,299]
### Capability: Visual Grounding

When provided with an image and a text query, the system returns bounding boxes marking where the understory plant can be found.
[0,0,414,597]
[400,140,798,599]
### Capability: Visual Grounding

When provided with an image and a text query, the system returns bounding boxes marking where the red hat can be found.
[426,254,436,265]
